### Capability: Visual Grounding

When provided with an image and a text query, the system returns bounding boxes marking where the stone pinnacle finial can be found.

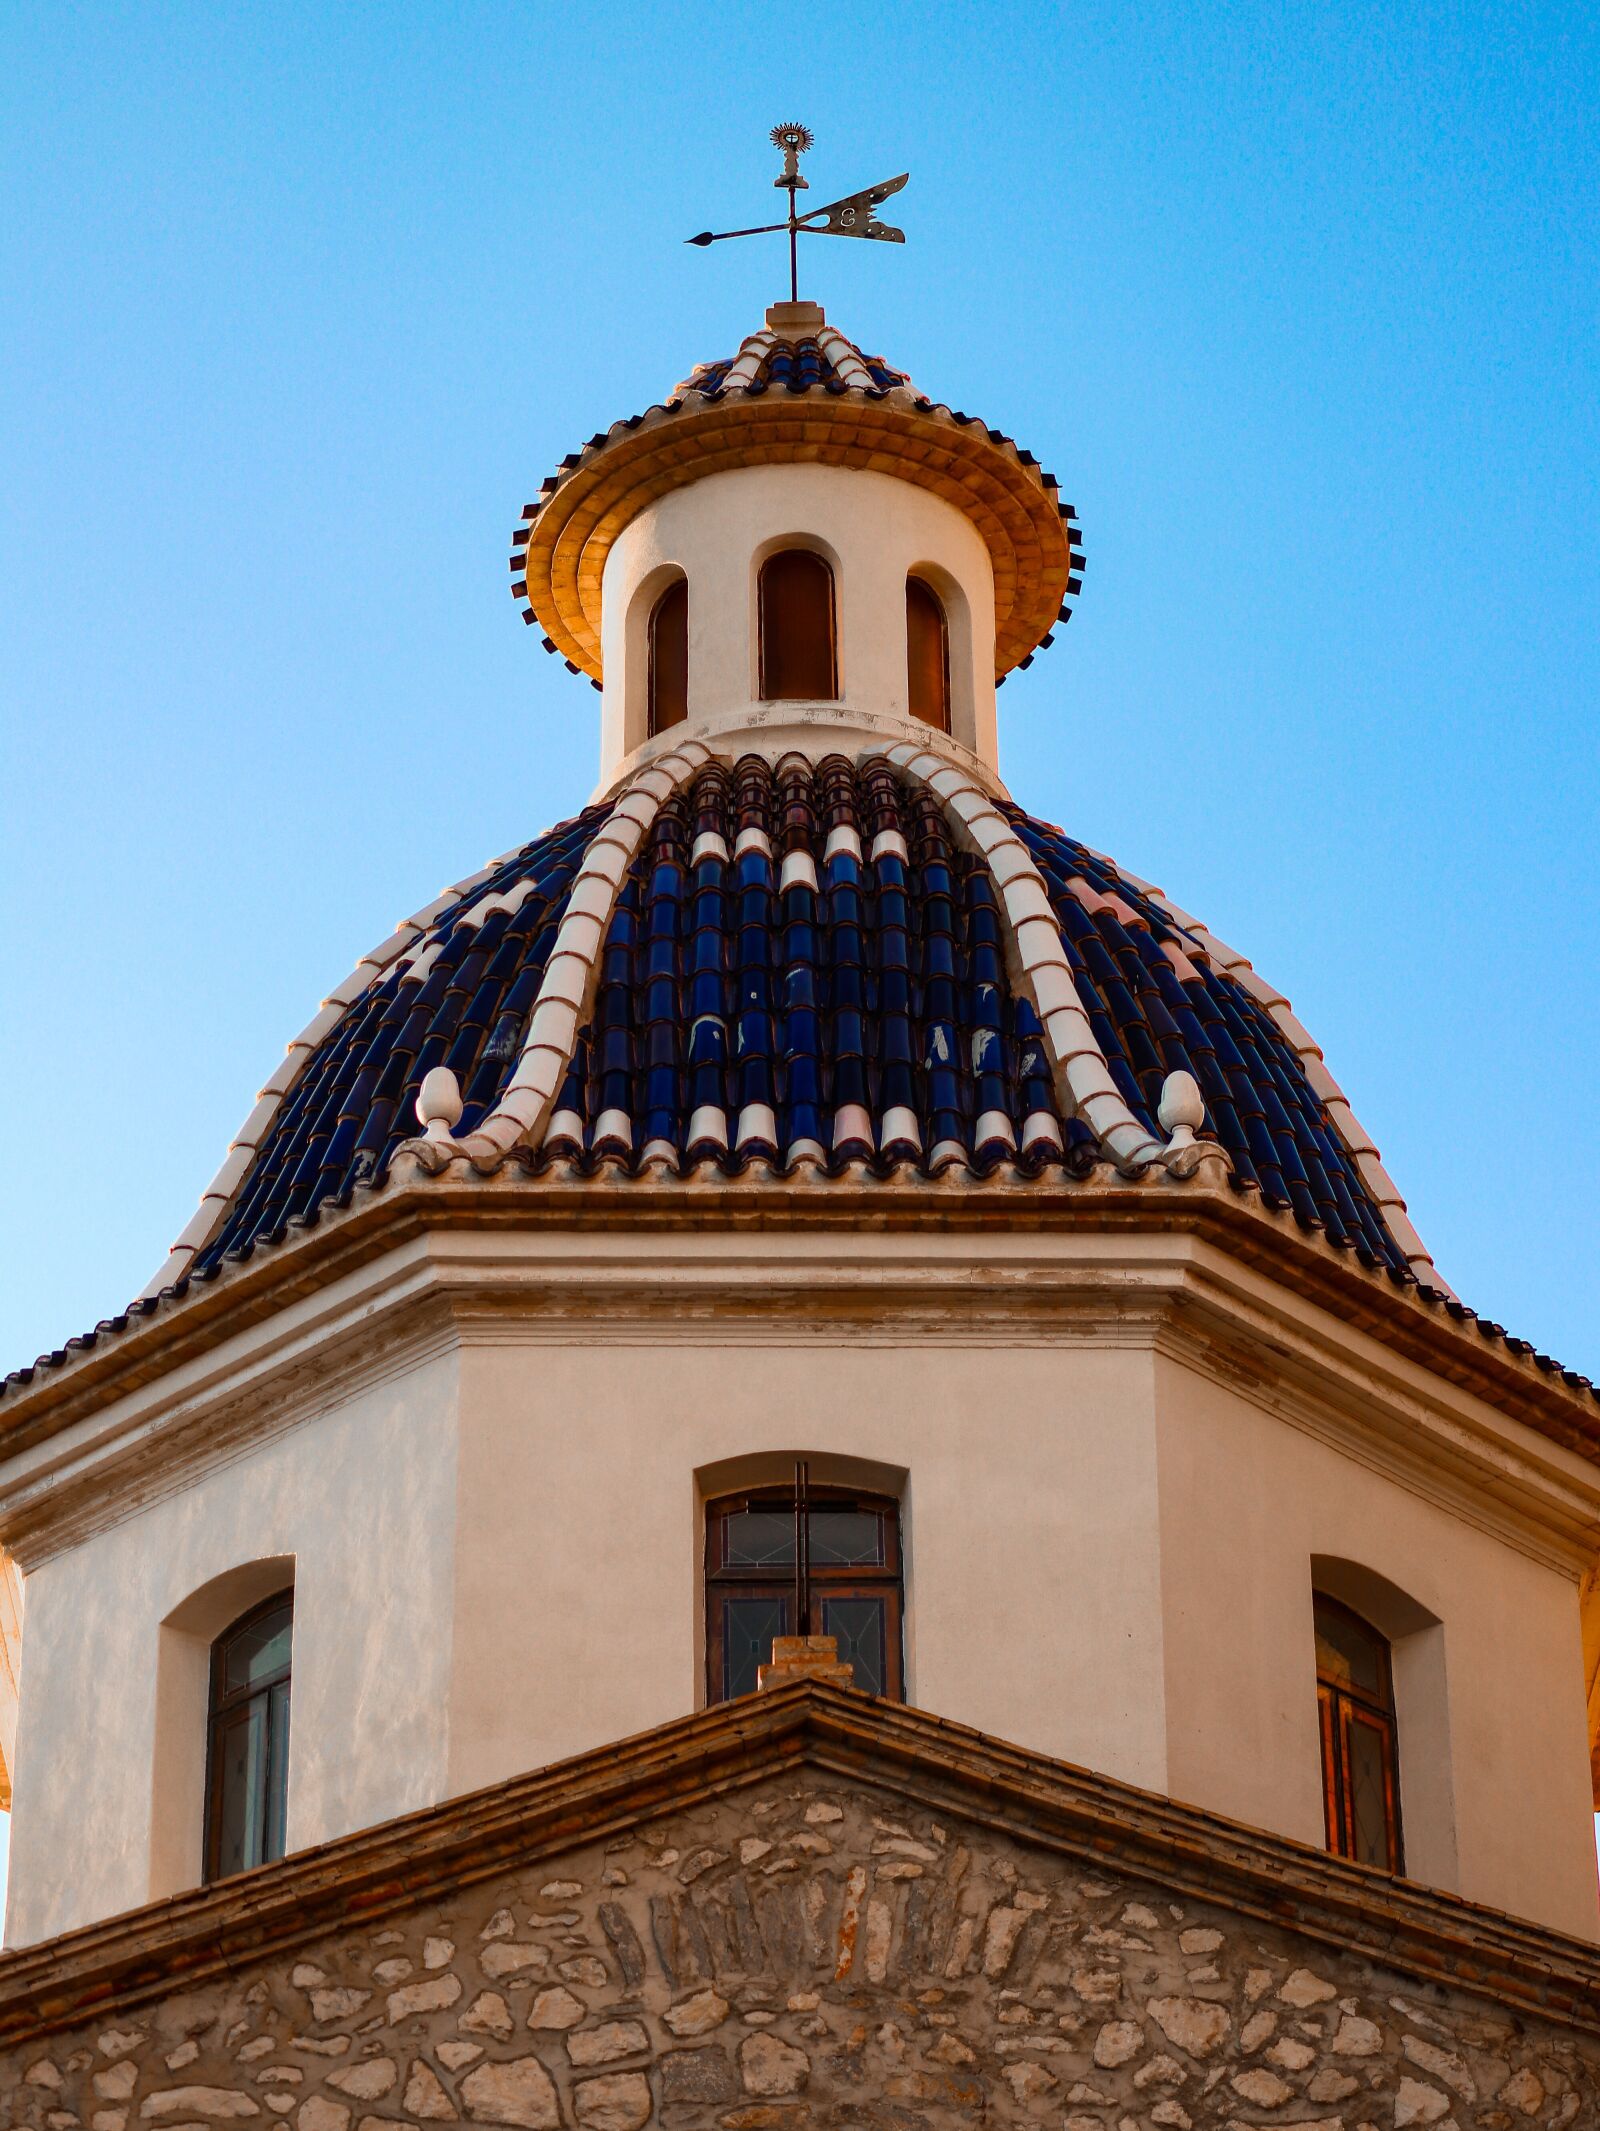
[416,1066,464,1141]
[1157,1069,1206,1148]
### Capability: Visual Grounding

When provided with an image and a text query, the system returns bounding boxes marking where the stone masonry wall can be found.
[4,1770,1596,2131]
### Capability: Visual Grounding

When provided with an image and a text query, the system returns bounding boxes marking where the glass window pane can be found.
[721,1597,789,1700]
[723,1510,795,1567]
[1313,1599,1386,1702]
[808,1509,883,1567]
[223,1601,293,1694]
[264,1681,291,1865]
[214,1700,269,1877]
[1346,1710,1395,1869]
[822,1596,887,1697]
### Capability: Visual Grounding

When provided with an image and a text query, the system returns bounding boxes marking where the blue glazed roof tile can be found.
[189,805,608,1275]
[16,755,1598,1431]
[1001,804,1412,1274]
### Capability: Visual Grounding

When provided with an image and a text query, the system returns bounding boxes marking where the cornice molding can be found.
[7,1170,1596,1460]
[2,1186,1595,1574]
[0,1682,1595,2046]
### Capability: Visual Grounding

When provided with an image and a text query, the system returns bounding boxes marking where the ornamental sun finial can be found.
[687,123,909,304]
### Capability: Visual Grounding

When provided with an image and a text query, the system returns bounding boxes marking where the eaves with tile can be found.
[510,304,1084,684]
[5,742,1599,1480]
[6,303,1596,1470]
[5,306,1599,1448]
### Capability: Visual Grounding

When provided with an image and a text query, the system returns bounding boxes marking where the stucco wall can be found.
[446,1336,1168,1800]
[598,463,1000,781]
[7,1294,1596,1949]
[4,1348,461,1947]
[1151,1352,1599,1939]
[442,1326,1595,1940]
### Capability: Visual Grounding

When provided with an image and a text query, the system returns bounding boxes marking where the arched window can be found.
[204,1592,292,1883]
[705,1480,902,1703]
[1314,1594,1402,1871]
[647,576,688,736]
[906,574,950,731]
[758,549,837,700]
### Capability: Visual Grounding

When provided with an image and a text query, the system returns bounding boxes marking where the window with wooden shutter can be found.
[1314,1594,1403,1872]
[758,550,837,700]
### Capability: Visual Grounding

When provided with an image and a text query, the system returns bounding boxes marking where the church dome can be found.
[119,299,1437,1301]
[146,745,1428,1293]
[15,290,1519,1393]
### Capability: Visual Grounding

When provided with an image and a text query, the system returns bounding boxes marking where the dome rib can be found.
[1060,846,1448,1293]
[137,752,1441,1308]
[146,805,610,1292]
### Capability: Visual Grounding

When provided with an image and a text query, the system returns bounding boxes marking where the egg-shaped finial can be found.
[416,1066,464,1141]
[1157,1069,1206,1147]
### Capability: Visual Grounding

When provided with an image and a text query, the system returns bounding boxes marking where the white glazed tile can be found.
[831,1103,873,1148]
[231,1096,281,1151]
[1064,1057,1121,1107]
[556,912,603,965]
[997,870,1052,919]
[1028,964,1082,1020]
[735,1102,779,1148]
[1011,917,1064,972]
[539,951,591,1011]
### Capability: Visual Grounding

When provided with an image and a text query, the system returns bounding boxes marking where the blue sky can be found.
[2,1,1596,1387]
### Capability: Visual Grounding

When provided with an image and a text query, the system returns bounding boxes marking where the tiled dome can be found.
[25,745,1600,1413]
[168,755,1414,1283]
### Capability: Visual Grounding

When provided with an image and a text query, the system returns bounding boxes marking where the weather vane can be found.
[688,124,908,305]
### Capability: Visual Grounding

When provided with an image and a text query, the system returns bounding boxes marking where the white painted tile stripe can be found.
[815,327,876,391]
[138,825,585,1299]
[721,331,779,391]
[882,743,1166,1173]
[455,742,714,1162]
[1110,871,1450,1293]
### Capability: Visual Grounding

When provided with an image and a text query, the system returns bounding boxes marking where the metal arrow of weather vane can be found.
[688,123,908,303]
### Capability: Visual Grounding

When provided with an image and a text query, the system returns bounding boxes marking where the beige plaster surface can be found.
[598,463,999,782]
[442,1329,1597,1941]
[1151,1351,1598,1937]
[3,1217,1596,1950]
[4,1348,460,1947]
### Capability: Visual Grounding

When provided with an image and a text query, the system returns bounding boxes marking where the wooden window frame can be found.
[705,1483,903,1705]
[1314,1594,1404,1873]
[647,576,689,737]
[757,549,838,702]
[906,573,951,732]
[203,1590,293,1885]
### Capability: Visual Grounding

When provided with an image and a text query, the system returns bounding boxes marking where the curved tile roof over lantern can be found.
[511,305,1084,685]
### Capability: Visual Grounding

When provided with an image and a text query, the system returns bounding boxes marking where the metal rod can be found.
[685,219,793,246]
[794,1457,810,1635]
